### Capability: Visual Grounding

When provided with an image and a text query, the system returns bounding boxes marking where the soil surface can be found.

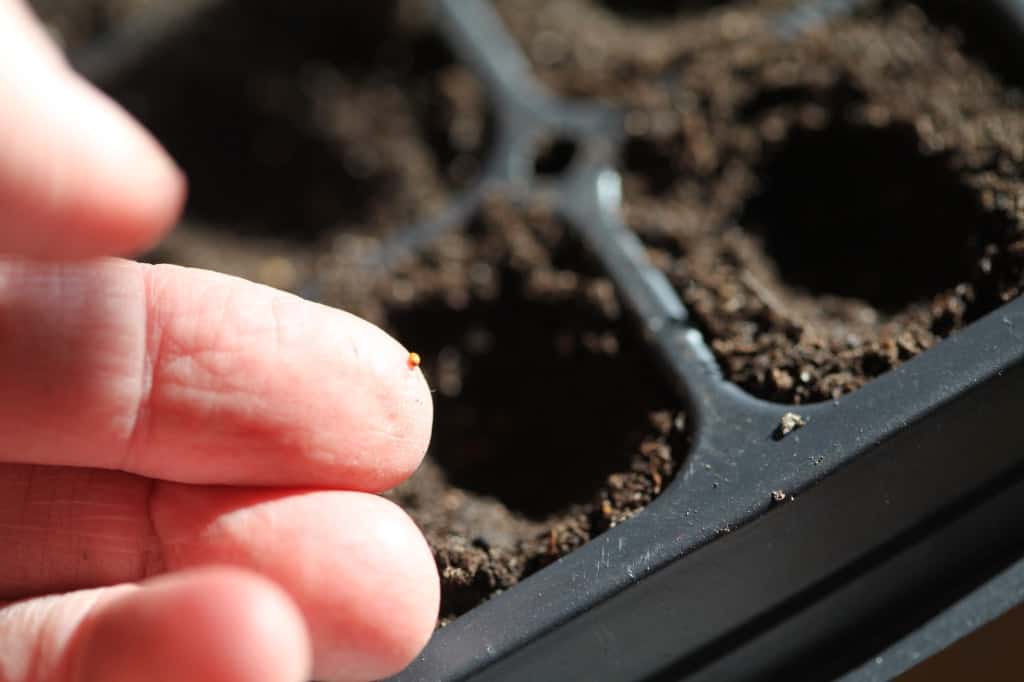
[38,0,491,253]
[375,202,686,623]
[497,0,1024,403]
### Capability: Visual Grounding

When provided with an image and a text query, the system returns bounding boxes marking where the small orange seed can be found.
[407,352,421,369]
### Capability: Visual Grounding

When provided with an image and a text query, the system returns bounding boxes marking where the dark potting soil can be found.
[374,202,685,623]
[497,0,1024,403]
[70,0,490,257]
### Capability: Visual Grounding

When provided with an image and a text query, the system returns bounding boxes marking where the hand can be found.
[0,2,438,681]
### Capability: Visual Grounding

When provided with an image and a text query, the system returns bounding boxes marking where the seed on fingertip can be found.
[407,352,421,369]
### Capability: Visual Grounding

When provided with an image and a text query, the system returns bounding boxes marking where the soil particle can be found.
[498,0,1024,403]
[774,411,807,440]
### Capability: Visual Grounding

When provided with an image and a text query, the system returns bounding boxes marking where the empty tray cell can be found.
[375,201,687,623]
[100,0,491,281]
[739,121,974,309]
[617,4,1024,403]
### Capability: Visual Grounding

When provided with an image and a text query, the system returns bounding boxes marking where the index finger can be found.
[0,259,433,489]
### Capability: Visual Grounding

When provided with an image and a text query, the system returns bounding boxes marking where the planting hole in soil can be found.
[737,119,977,311]
[380,203,686,621]
[532,134,580,178]
[388,278,651,518]
[103,0,491,244]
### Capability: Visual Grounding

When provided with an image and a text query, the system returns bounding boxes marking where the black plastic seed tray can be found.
[72,1,1024,680]
[390,1,1024,680]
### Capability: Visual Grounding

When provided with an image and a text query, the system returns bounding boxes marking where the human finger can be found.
[0,259,432,489]
[0,0,185,260]
[0,566,310,682]
[0,466,440,681]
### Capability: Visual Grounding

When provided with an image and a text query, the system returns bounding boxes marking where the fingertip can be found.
[36,77,188,259]
[0,16,186,260]
[312,495,440,680]
[73,567,311,682]
[402,349,435,482]
[155,488,440,681]
[366,319,434,489]
[296,304,435,491]
[362,497,440,671]
[75,97,189,258]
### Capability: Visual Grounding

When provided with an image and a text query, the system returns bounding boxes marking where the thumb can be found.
[0,0,185,260]
[0,567,311,682]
